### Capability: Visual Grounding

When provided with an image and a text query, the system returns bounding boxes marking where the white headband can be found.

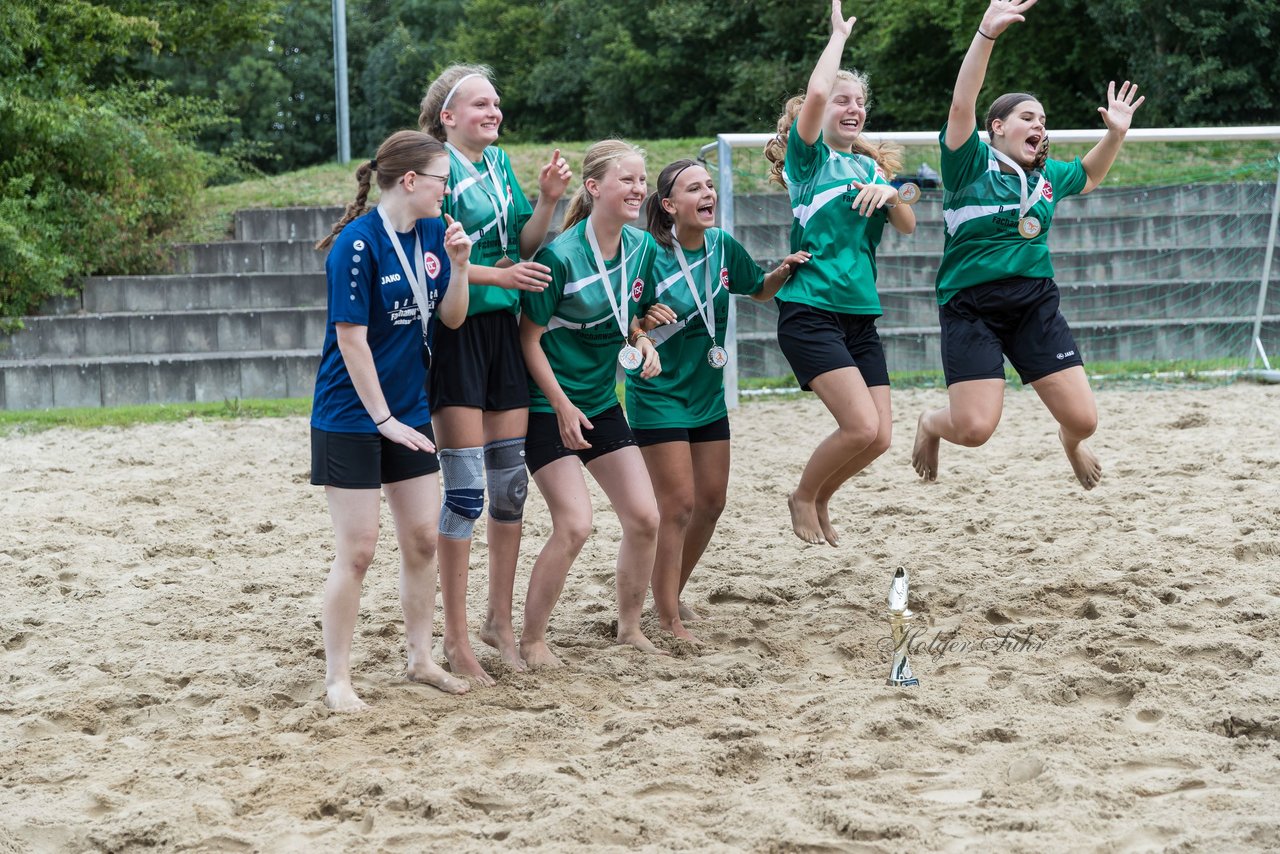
[441,73,483,114]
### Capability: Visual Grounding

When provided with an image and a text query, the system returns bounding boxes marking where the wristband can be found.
[374,414,393,426]
[977,29,995,41]
[631,332,654,346]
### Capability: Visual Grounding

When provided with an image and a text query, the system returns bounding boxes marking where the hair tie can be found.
[441,72,483,114]
[369,158,377,171]
[662,161,697,199]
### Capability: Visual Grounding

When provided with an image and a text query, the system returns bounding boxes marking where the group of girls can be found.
[308,0,1145,709]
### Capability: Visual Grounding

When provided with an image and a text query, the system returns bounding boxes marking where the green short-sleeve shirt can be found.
[442,145,534,316]
[625,229,764,429]
[521,221,658,417]
[936,123,1089,305]
[775,129,889,315]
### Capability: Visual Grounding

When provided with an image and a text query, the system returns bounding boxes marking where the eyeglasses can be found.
[402,171,449,186]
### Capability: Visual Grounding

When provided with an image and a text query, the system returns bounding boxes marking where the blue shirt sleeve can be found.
[326,224,375,326]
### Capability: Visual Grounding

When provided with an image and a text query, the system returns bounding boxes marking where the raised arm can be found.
[946,0,1039,151]
[521,148,572,258]
[437,214,471,328]
[1081,80,1145,194]
[795,0,857,146]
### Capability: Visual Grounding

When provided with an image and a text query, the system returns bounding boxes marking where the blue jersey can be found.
[311,210,451,432]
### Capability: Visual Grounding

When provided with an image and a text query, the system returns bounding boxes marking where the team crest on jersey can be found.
[423,251,441,278]
[1041,179,1054,202]
[630,278,644,302]
[720,267,730,287]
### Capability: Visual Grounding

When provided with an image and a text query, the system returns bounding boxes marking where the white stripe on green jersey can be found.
[625,229,764,430]
[936,124,1088,305]
[522,221,657,418]
[441,145,533,316]
[775,130,889,316]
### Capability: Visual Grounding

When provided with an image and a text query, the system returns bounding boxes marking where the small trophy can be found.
[886,567,920,687]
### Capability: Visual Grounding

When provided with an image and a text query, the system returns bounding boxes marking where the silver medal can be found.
[619,345,643,371]
[707,345,728,369]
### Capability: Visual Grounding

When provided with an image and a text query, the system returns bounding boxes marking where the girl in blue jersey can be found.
[911,0,1144,490]
[418,66,573,684]
[311,130,473,711]
[763,0,917,546]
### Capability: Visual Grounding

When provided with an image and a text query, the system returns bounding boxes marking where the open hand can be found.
[555,403,593,450]
[979,0,1038,39]
[1098,80,1145,134]
[377,417,437,453]
[830,0,856,38]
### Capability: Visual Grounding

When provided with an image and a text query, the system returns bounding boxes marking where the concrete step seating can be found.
[1,183,1274,409]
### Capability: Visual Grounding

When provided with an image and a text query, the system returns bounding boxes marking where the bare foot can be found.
[787,492,826,545]
[815,497,839,546]
[678,602,703,623]
[661,619,704,645]
[519,639,563,671]
[1060,428,1103,490]
[616,627,670,656]
[406,661,470,695]
[324,680,369,713]
[443,638,496,687]
[479,617,528,673]
[911,411,940,482]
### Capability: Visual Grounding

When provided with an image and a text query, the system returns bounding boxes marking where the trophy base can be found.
[886,676,920,688]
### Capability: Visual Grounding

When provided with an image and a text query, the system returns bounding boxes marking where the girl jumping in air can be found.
[418,65,572,684]
[911,0,1144,490]
[310,130,473,711]
[630,158,809,641]
[764,0,917,547]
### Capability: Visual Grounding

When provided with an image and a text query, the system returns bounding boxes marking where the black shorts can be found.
[940,276,1083,385]
[776,299,890,391]
[310,422,439,489]
[632,415,731,447]
[525,405,636,475]
[428,309,530,411]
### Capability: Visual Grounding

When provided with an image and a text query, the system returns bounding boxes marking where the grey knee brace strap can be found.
[485,438,528,523]
[439,447,485,539]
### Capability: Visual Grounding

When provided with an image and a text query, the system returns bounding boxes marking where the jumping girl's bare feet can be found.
[788,492,826,545]
[1060,428,1103,489]
[911,411,940,481]
[815,497,839,546]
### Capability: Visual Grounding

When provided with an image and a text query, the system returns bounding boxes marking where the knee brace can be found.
[485,437,529,523]
[438,447,485,539]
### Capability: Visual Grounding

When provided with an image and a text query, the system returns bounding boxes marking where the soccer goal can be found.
[700,127,1280,405]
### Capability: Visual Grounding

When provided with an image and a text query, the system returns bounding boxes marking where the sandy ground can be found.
[2,384,1279,852]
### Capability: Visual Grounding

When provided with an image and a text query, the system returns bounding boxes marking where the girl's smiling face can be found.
[823,78,867,151]
[443,76,502,150]
[589,155,648,224]
[662,164,717,233]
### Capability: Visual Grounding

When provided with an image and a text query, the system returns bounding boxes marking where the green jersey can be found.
[777,129,890,315]
[625,229,763,429]
[936,124,1088,305]
[442,144,534,316]
[522,220,658,418]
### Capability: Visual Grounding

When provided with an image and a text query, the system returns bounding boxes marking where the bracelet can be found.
[977,28,995,41]
[374,414,393,426]
[631,332,653,345]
